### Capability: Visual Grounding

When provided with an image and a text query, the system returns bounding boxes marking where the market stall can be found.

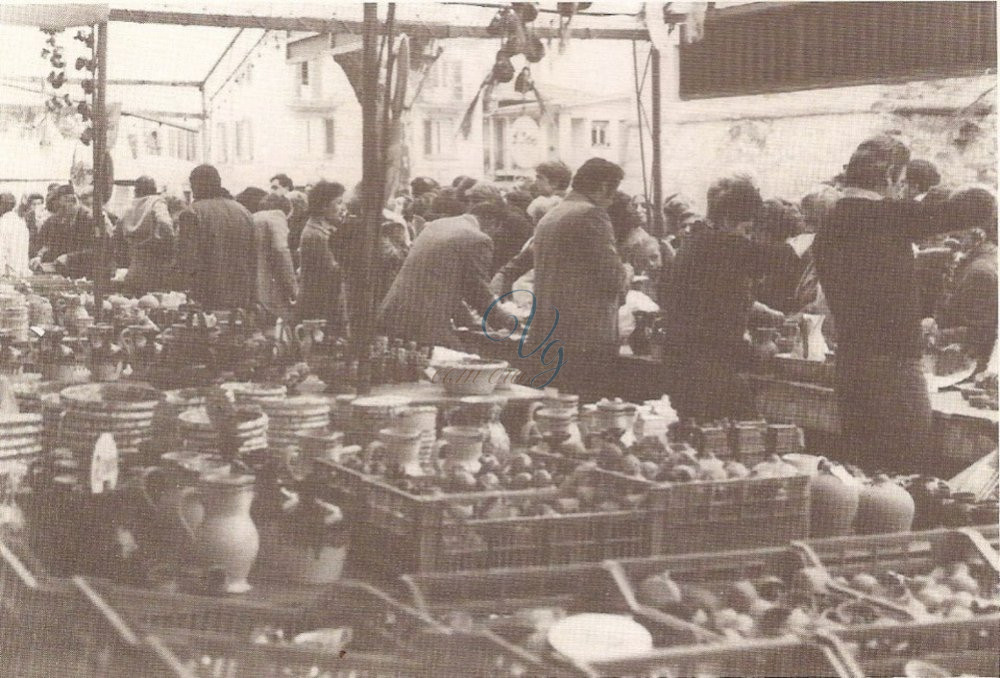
[0,3,996,677]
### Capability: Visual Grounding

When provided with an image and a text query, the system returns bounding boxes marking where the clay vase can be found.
[438,426,484,473]
[809,460,860,537]
[855,474,915,535]
[179,474,259,593]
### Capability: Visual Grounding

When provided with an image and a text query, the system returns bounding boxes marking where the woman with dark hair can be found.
[115,175,176,295]
[814,136,997,470]
[297,180,349,336]
[176,164,255,309]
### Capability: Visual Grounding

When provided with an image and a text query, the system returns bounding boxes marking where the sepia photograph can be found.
[0,0,997,675]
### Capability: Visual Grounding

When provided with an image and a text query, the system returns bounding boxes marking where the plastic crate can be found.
[75,575,532,677]
[0,534,180,677]
[587,637,858,678]
[533,447,811,555]
[606,545,916,648]
[831,615,1000,678]
[401,562,714,676]
[797,525,999,578]
[321,459,664,573]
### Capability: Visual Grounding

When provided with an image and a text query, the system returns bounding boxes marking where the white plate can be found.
[546,613,653,664]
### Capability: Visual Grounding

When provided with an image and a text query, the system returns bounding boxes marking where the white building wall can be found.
[654,41,997,213]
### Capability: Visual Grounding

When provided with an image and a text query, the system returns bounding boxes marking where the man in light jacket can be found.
[0,193,29,278]
[115,176,175,295]
[531,158,629,399]
[251,193,298,323]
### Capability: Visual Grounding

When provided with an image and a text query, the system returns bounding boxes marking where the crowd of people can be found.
[0,133,995,471]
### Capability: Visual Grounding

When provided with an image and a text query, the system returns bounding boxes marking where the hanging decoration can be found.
[37,26,95,146]
[556,3,591,53]
[645,2,708,52]
[461,2,551,139]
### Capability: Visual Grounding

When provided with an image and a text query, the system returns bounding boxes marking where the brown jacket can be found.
[177,197,255,310]
[377,214,494,347]
[531,192,627,354]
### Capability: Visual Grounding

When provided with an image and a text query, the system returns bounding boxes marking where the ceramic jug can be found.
[809,460,860,537]
[140,452,227,557]
[855,474,915,535]
[295,320,326,359]
[179,474,259,593]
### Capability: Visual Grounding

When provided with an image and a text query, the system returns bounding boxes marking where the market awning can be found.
[0,3,109,30]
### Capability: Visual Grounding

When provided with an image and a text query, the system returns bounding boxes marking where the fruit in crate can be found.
[634,567,904,640]
[599,442,799,483]
[832,556,1000,620]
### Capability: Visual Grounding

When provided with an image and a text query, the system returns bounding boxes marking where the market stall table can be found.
[747,374,999,476]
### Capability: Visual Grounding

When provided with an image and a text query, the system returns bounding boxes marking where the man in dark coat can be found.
[176,164,255,310]
[814,135,996,471]
[377,201,506,349]
[660,175,799,423]
[531,158,628,399]
[31,184,101,279]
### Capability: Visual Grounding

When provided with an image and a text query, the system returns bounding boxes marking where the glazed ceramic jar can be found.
[375,428,424,476]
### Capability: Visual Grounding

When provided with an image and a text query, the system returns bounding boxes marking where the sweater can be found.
[814,189,996,360]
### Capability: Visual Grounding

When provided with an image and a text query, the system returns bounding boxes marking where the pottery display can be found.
[438,426,484,473]
[448,399,511,463]
[259,395,331,448]
[57,383,163,458]
[372,428,424,476]
[349,395,409,446]
[396,405,438,467]
[855,474,916,534]
[179,473,259,594]
[178,406,269,457]
[433,358,509,396]
[809,460,861,537]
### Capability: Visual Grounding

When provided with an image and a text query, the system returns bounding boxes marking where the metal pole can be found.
[650,46,664,238]
[93,21,109,321]
[200,86,209,162]
[357,2,382,396]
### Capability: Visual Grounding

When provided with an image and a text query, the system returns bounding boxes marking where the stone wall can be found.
[660,74,997,213]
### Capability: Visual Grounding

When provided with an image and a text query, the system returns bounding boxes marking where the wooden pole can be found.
[200,87,209,162]
[357,2,382,396]
[650,47,664,238]
[92,21,109,321]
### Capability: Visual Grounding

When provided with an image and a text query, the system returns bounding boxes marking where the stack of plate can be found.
[330,394,357,434]
[151,388,208,454]
[178,406,269,456]
[57,383,163,457]
[0,292,28,343]
[39,393,64,451]
[223,382,287,410]
[0,413,43,459]
[261,395,331,448]
[9,378,55,414]
[349,395,409,447]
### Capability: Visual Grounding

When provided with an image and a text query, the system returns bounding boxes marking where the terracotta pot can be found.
[855,474,915,535]
[809,461,860,537]
[179,474,259,593]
